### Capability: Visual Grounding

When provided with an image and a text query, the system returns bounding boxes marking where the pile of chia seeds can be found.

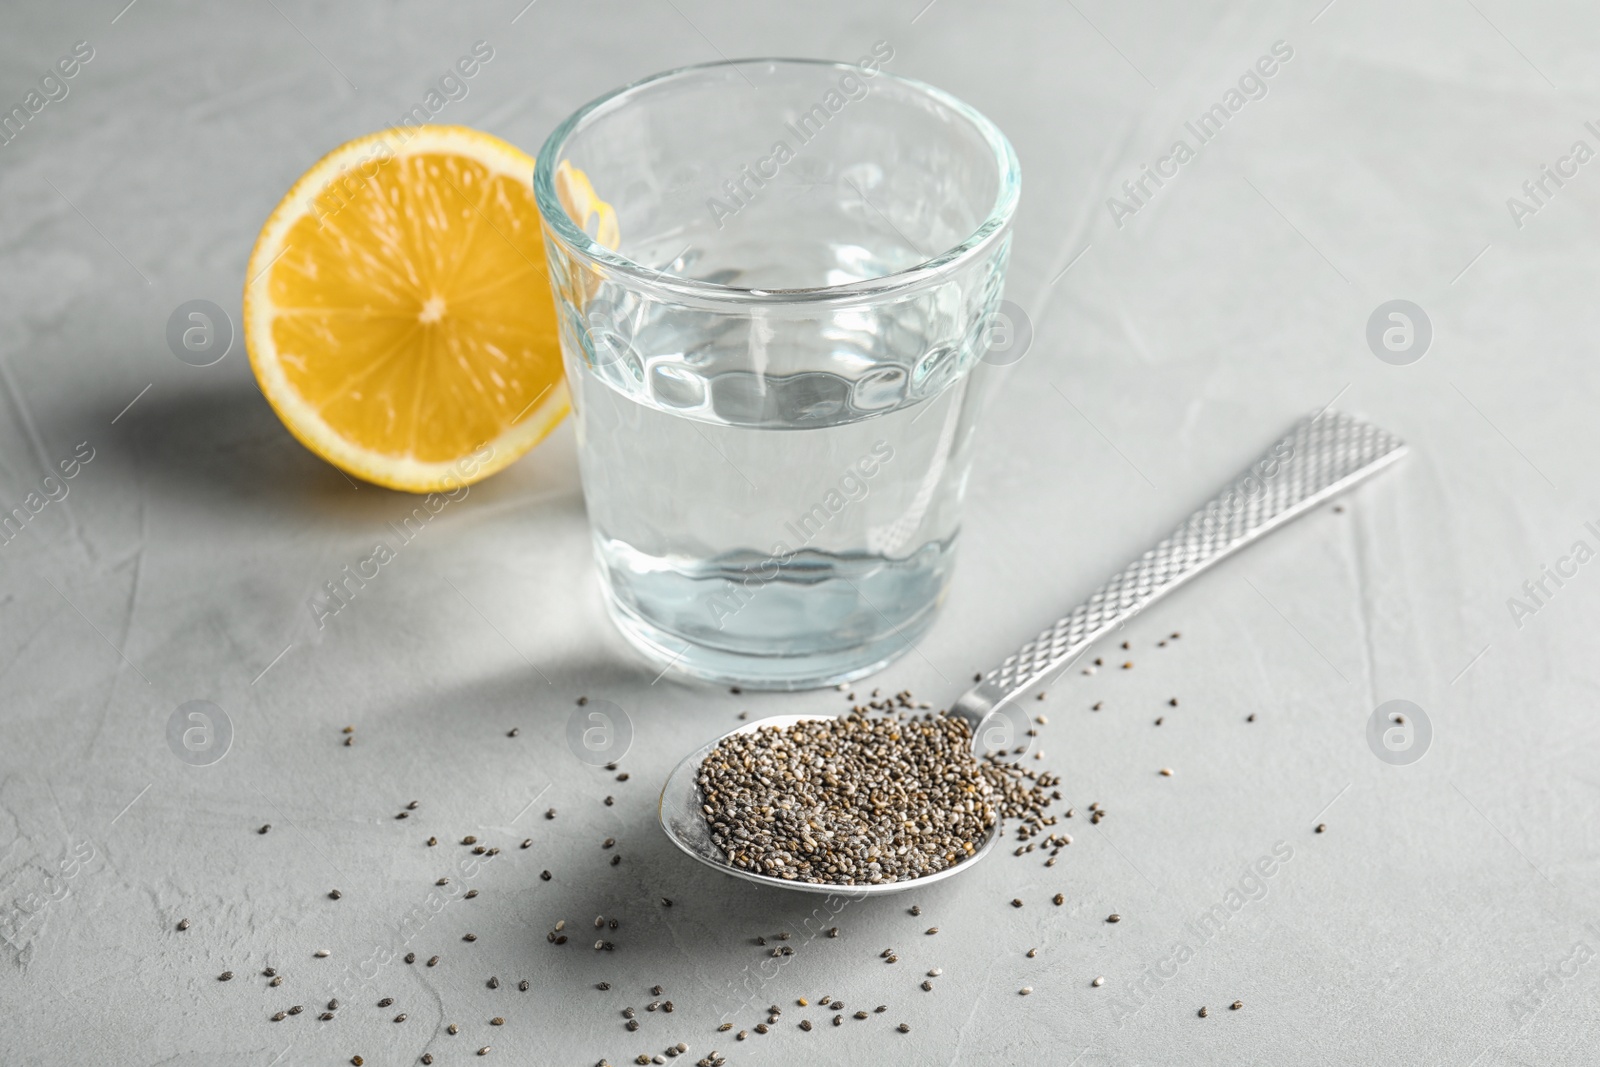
[696,708,1059,885]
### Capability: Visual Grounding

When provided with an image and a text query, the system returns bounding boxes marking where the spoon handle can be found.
[950,410,1407,722]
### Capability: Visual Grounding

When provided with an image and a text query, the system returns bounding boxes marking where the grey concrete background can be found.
[1,0,1597,1064]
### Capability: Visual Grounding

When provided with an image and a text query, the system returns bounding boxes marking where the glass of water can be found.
[534,56,1020,690]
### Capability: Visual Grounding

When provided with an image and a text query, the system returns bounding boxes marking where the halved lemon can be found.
[244,126,573,493]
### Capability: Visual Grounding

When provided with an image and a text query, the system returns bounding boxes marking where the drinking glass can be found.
[534,56,1020,690]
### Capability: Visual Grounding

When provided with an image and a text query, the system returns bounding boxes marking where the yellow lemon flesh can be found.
[244,126,568,493]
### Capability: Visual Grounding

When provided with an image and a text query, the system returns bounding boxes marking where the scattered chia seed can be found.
[921,981,933,991]
[269,976,282,987]
[897,1023,910,1033]
[477,1046,490,1056]
[395,1013,407,1023]
[540,870,552,881]
[379,998,394,1007]
[427,837,438,847]
[219,971,233,981]
[1159,768,1174,777]
[448,1023,459,1034]
[488,976,499,989]
[463,933,477,942]
[546,809,556,820]
[598,982,611,991]
[1106,913,1121,923]
[1316,823,1327,833]
[490,1017,504,1026]
[176,918,189,931]
[405,953,416,964]
[1092,976,1105,986]
[288,1006,303,1015]
[466,889,479,899]
[1011,899,1023,908]
[1198,1006,1208,1018]
[258,825,271,835]
[318,1012,334,1021]
[1019,987,1032,996]
[1053,893,1064,905]
[329,889,342,899]
[1231,1000,1243,1010]
[427,956,440,967]
[422,1056,433,1065]
[314,949,330,958]
[271,1012,286,1022]
[717,1023,732,1031]
[519,980,529,992]
[799,1019,812,1031]
[925,927,938,935]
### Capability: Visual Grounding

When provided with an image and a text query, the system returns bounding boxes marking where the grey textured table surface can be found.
[3,1,1598,1065]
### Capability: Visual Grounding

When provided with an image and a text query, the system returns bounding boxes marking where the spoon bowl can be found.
[657,713,1001,896]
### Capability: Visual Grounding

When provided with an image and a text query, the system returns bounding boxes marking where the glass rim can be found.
[533,57,1021,305]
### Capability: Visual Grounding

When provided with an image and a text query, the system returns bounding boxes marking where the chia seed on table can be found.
[696,708,1058,884]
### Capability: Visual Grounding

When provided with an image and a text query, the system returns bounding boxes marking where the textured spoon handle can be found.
[950,410,1407,721]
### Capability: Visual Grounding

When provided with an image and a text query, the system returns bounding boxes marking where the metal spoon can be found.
[658,410,1407,894]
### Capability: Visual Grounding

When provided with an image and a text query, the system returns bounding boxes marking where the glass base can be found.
[602,582,942,691]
